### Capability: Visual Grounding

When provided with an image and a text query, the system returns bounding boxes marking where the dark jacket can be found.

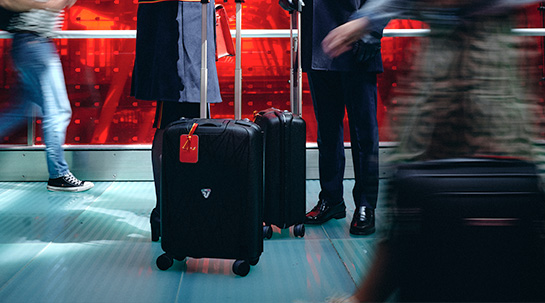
[301,0,385,73]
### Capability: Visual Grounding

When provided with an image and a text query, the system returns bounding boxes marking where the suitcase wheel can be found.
[232,260,250,277]
[249,257,259,266]
[156,253,174,271]
[263,225,273,240]
[293,224,305,238]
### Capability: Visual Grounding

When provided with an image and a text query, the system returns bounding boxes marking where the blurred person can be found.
[324,0,541,162]
[322,0,544,302]
[280,0,388,236]
[0,0,94,192]
[131,0,222,241]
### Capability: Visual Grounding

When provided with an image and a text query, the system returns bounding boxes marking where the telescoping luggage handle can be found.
[200,0,244,120]
[201,0,303,119]
[290,1,303,117]
[234,0,243,120]
[200,0,209,119]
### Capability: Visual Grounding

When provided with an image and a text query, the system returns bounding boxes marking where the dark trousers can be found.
[307,70,379,209]
[152,102,201,214]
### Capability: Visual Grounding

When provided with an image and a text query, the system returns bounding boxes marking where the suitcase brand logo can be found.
[201,188,212,199]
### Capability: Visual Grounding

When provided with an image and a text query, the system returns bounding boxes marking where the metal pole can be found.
[27,109,35,146]
[234,0,243,120]
[289,12,295,113]
[290,3,303,117]
[200,0,209,119]
[296,10,303,117]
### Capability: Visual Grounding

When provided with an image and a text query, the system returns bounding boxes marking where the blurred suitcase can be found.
[156,0,263,277]
[254,108,306,238]
[392,158,545,302]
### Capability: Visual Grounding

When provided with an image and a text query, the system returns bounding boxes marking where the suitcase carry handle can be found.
[198,121,225,128]
[184,119,228,134]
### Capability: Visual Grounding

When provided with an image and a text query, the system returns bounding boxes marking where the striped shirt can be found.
[9,9,64,37]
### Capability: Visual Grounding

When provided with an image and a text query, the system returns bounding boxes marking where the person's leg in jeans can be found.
[10,33,93,191]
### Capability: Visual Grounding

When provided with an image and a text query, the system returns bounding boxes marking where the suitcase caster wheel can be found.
[156,253,174,271]
[249,257,259,266]
[232,260,250,277]
[293,224,305,238]
[263,225,273,239]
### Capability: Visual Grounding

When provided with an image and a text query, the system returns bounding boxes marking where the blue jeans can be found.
[8,32,72,179]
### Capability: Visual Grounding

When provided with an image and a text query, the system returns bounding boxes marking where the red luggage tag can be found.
[180,123,199,163]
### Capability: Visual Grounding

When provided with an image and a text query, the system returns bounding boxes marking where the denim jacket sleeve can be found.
[349,0,540,30]
[349,0,414,31]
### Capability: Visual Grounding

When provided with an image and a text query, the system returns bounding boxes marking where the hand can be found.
[66,0,78,9]
[43,0,77,11]
[322,17,370,58]
[352,32,381,64]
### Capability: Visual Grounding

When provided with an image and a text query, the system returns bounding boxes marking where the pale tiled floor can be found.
[0,180,388,303]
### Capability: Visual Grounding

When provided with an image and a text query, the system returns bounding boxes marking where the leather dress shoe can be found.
[305,199,346,225]
[350,206,375,235]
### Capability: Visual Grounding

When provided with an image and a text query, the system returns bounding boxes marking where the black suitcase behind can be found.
[156,118,264,277]
[391,158,545,302]
[254,108,306,238]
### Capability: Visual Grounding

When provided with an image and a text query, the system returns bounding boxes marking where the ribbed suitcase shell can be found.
[392,158,545,302]
[159,118,263,274]
[254,108,306,237]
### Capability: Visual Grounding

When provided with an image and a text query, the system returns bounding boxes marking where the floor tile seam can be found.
[174,270,186,303]
[0,241,53,294]
[322,225,359,287]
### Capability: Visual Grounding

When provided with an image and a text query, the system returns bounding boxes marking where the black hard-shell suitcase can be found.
[391,158,545,302]
[252,6,306,239]
[254,108,306,238]
[157,118,263,276]
[155,0,264,277]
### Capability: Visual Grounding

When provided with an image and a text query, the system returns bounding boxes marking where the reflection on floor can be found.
[0,180,388,303]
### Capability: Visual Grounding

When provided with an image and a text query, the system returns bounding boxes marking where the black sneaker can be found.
[47,172,94,192]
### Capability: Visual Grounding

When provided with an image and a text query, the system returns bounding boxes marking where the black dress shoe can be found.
[150,208,160,242]
[305,199,346,225]
[350,206,375,235]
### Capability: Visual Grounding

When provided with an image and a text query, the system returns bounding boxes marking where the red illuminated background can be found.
[0,1,543,145]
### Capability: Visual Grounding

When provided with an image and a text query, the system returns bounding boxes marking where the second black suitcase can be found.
[391,158,545,302]
[156,118,264,277]
[254,108,306,238]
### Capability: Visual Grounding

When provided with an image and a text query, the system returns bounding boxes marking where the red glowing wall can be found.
[0,1,543,145]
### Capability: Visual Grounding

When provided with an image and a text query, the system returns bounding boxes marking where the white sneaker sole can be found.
[47,182,94,192]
